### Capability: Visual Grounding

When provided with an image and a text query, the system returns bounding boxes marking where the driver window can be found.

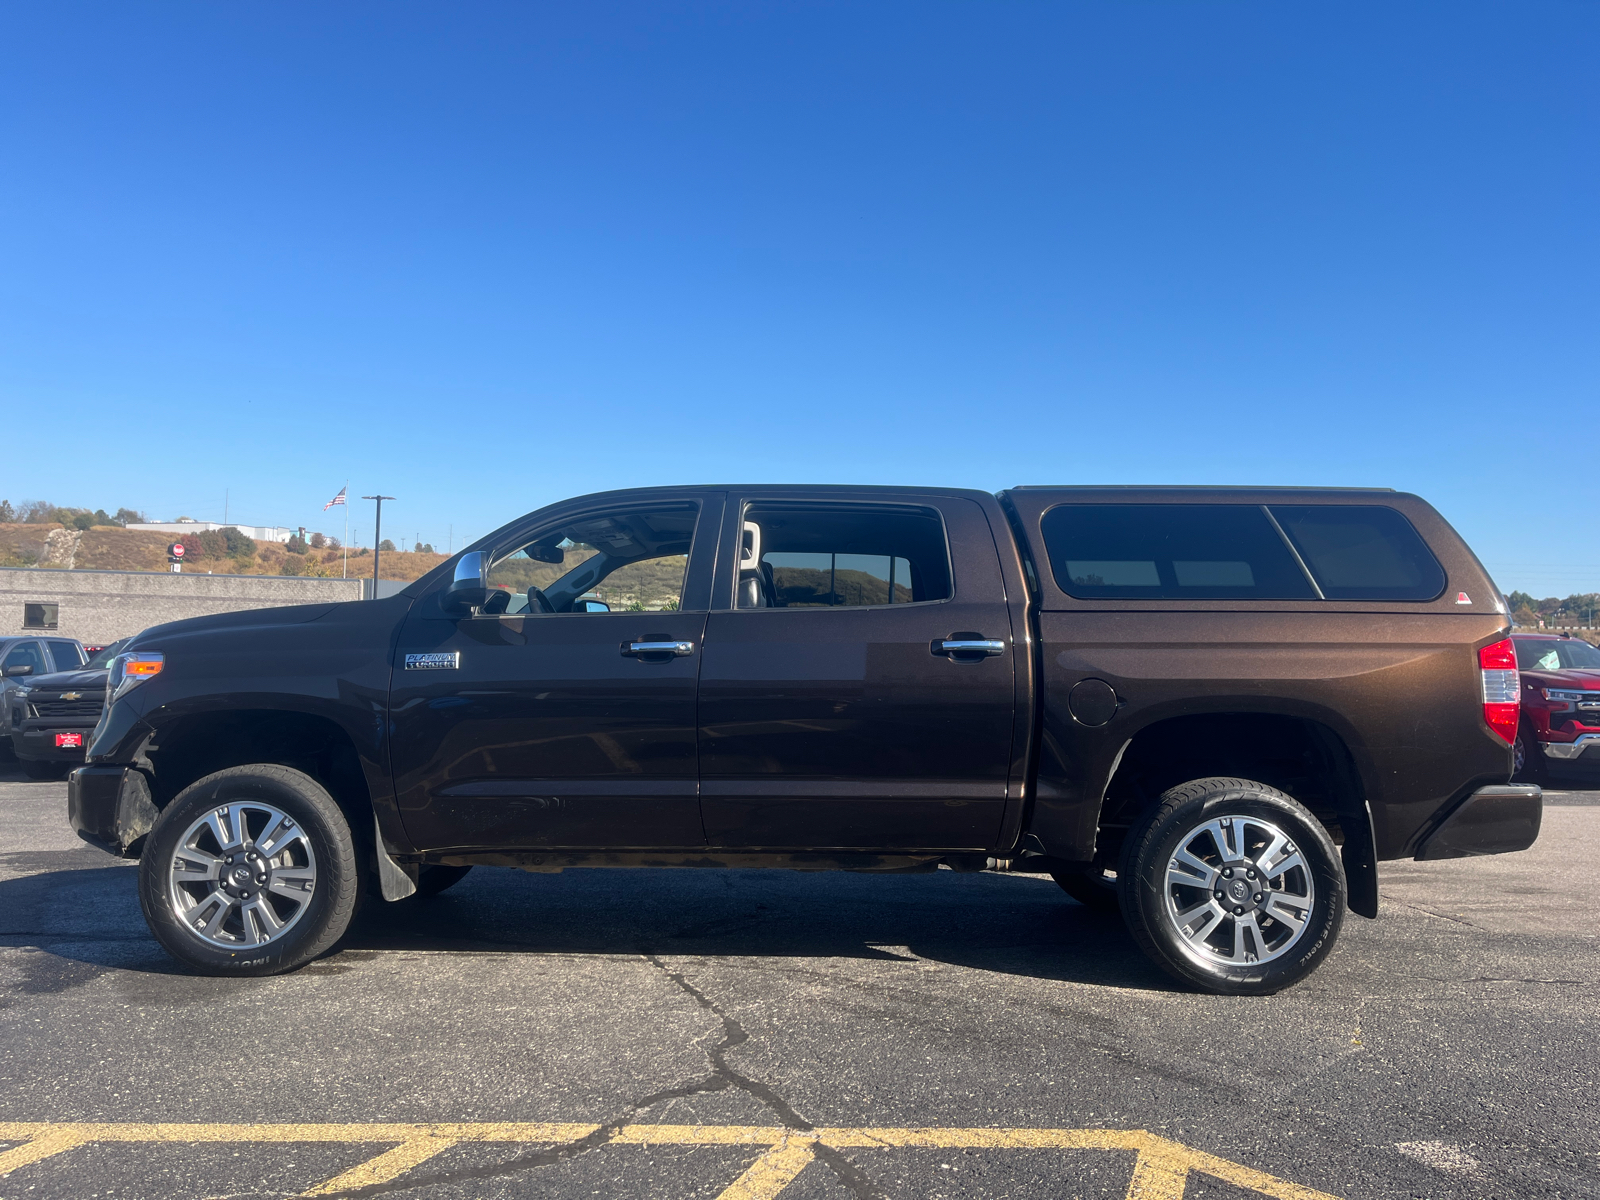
[485,504,697,615]
[3,642,46,675]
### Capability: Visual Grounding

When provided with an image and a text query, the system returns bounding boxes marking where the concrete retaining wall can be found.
[0,567,364,644]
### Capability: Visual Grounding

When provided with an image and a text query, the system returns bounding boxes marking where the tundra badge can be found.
[405,652,461,670]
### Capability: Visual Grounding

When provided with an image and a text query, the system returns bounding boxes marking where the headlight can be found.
[1544,688,1590,702]
[108,652,164,701]
[13,687,28,699]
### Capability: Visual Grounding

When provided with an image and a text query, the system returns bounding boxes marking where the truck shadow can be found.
[0,860,1177,992]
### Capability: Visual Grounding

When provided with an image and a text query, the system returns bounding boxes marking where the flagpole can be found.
[342,480,349,578]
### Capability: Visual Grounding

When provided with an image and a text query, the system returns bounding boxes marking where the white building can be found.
[125,521,293,544]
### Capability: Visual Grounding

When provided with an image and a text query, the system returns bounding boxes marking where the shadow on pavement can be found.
[0,856,1175,992]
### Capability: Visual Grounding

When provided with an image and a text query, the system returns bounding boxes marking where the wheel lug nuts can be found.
[1246,870,1255,879]
[1223,868,1234,878]
[1234,907,1244,915]
[1214,890,1224,900]
[1254,893,1264,902]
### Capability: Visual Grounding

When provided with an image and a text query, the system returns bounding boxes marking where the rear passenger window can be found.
[47,641,84,671]
[1040,505,1318,600]
[1268,506,1445,601]
[738,504,951,608]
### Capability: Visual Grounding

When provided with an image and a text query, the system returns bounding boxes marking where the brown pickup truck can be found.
[69,485,1539,994]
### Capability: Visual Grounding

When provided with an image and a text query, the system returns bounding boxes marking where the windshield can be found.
[1514,638,1600,671]
[84,639,130,670]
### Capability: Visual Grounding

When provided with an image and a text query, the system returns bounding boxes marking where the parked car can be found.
[1510,632,1600,785]
[0,636,87,762]
[9,639,130,779]
[68,486,1539,994]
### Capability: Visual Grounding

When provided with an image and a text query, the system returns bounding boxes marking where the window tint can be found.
[23,602,58,629]
[2,642,46,675]
[486,503,696,614]
[1268,506,1445,601]
[1040,505,1318,600]
[1514,638,1600,671]
[47,641,84,671]
[739,505,950,608]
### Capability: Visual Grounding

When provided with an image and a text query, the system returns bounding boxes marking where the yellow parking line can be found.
[299,1134,460,1196]
[0,1128,89,1178]
[0,1121,1342,1200]
[714,1136,816,1200]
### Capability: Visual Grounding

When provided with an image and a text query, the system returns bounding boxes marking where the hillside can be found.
[0,523,447,582]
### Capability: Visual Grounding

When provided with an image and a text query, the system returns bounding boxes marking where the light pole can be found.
[362,495,395,592]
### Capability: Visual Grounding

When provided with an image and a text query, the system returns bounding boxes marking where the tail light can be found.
[1478,638,1519,744]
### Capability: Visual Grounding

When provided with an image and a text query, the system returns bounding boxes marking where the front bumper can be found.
[1541,733,1600,761]
[67,765,158,858]
[1415,784,1543,861]
[12,725,93,763]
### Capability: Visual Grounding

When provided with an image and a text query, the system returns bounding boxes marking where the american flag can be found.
[323,486,347,511]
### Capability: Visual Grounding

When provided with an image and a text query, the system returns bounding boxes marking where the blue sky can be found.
[2,3,1594,594]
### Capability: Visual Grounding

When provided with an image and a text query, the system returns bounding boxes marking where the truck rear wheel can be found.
[1121,777,1345,996]
[138,765,361,976]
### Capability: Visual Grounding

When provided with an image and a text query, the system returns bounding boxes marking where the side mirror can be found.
[2,664,32,678]
[574,599,610,613]
[442,552,489,615]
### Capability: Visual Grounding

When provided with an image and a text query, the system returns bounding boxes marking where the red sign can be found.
[55,732,83,749]
[170,542,186,558]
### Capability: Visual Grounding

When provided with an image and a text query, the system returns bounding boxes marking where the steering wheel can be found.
[526,586,555,614]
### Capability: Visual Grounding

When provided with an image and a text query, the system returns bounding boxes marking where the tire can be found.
[21,759,69,781]
[1121,777,1345,996]
[138,765,361,976]
[1513,728,1549,787]
[1050,867,1120,914]
[415,864,472,897]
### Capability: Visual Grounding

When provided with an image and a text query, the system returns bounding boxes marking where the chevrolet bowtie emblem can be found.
[60,692,82,701]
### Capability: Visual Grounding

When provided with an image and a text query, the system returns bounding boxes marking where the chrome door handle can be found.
[937,639,1005,657]
[622,641,694,657]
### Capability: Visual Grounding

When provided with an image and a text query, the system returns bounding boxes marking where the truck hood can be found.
[18,668,110,691]
[1522,667,1600,690]
[128,603,343,648]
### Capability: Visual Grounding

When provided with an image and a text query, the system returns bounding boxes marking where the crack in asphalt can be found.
[306,953,884,1199]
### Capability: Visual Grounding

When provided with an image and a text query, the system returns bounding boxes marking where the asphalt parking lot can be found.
[0,768,1595,1200]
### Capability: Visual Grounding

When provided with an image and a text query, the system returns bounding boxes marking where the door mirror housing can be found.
[442,552,489,615]
[1,664,32,678]
[574,599,610,613]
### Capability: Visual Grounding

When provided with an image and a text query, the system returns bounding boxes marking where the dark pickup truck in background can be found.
[68,485,1539,994]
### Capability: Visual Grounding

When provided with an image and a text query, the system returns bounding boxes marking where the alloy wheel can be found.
[167,801,318,948]
[1162,814,1315,968]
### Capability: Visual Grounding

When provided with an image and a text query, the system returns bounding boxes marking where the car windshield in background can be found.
[1514,638,1600,671]
[1040,503,1445,601]
[84,640,130,669]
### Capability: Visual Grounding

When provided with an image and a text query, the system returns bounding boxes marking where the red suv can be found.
[1512,632,1600,783]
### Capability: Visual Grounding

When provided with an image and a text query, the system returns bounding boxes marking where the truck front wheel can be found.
[1121,777,1345,996]
[138,765,362,976]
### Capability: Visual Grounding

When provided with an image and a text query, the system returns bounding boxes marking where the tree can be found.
[326,536,341,550]
[379,539,396,552]
[0,500,13,523]
[18,500,55,523]
[309,532,327,549]
[113,508,146,526]
[286,534,309,554]
[218,527,256,558]
[414,541,435,554]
